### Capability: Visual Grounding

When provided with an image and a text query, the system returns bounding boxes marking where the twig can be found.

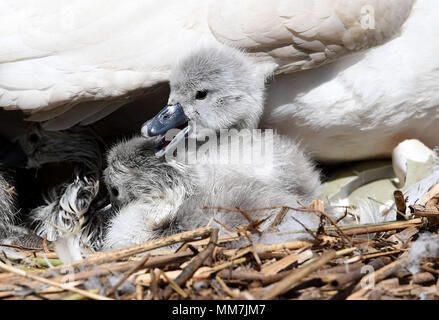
[51,251,194,284]
[294,207,351,243]
[335,208,349,224]
[417,182,439,206]
[348,256,410,299]
[301,247,356,266]
[244,231,262,267]
[207,205,353,243]
[215,274,240,299]
[0,243,43,251]
[217,269,289,285]
[162,229,219,299]
[213,219,233,233]
[62,289,100,300]
[106,253,150,296]
[420,265,439,275]
[197,257,247,279]
[42,235,51,256]
[324,257,390,288]
[360,250,402,260]
[268,207,289,231]
[410,272,435,284]
[342,219,422,236]
[33,227,212,277]
[160,270,188,298]
[136,284,144,300]
[316,261,365,275]
[0,261,112,300]
[262,250,337,299]
[150,268,160,300]
[394,190,407,220]
[261,252,298,275]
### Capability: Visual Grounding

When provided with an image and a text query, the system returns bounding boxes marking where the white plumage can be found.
[262,0,439,161]
[392,139,437,188]
[0,0,417,150]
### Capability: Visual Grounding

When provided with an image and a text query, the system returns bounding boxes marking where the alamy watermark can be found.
[361,5,376,30]
[161,123,275,168]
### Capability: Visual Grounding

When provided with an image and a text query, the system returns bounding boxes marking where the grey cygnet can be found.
[0,170,43,247]
[103,45,321,249]
[0,125,105,248]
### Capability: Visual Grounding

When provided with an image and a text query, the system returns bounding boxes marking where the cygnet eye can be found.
[29,133,39,144]
[111,187,119,198]
[195,90,208,100]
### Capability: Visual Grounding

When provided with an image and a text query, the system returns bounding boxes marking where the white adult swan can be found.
[0,0,416,154]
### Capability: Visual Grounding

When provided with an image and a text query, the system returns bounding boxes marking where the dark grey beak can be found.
[0,141,28,168]
[141,103,188,137]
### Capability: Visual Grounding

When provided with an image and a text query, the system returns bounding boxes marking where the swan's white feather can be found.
[262,0,439,161]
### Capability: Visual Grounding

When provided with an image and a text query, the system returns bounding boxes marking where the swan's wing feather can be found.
[208,0,415,74]
[40,100,111,131]
[0,0,210,114]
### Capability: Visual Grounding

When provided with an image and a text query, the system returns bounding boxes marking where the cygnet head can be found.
[104,137,188,209]
[0,125,102,174]
[141,45,266,156]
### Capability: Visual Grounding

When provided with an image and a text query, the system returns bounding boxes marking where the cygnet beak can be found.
[141,103,191,158]
[141,103,188,138]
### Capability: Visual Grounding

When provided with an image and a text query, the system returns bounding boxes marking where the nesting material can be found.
[0,195,437,301]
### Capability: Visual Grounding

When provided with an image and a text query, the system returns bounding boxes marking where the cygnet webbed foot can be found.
[30,176,99,243]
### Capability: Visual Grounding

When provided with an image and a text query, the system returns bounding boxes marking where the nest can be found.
[0,188,438,300]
